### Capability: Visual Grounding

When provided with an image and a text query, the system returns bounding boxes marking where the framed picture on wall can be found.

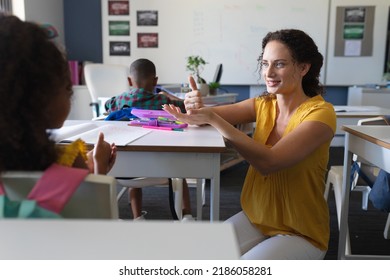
[109,41,130,56]
[343,24,364,40]
[137,33,158,48]
[109,21,130,36]
[137,10,158,26]
[334,6,374,57]
[344,7,365,23]
[108,1,129,16]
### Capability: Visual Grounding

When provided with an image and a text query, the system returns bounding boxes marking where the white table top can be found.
[341,125,390,149]
[64,120,226,152]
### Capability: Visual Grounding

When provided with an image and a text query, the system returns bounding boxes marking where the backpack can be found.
[351,161,390,212]
[0,164,89,218]
[369,169,390,212]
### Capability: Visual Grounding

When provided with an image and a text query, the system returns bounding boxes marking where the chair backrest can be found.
[67,86,94,120]
[1,172,119,219]
[357,116,389,126]
[84,63,130,116]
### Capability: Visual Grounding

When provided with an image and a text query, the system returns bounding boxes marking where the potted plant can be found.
[186,55,207,83]
[186,55,209,96]
[208,82,220,95]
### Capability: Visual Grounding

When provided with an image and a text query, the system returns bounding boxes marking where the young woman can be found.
[163,29,336,259]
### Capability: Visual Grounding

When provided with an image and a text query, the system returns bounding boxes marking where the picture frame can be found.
[137,10,158,26]
[109,21,130,36]
[108,1,129,16]
[344,7,366,23]
[137,33,158,48]
[109,41,130,56]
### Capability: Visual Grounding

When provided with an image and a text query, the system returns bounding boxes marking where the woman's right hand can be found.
[184,76,204,111]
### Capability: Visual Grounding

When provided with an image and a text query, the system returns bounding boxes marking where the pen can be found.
[142,125,184,132]
[157,117,171,121]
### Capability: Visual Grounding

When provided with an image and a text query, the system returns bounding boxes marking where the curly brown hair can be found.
[257,29,324,98]
[0,13,72,172]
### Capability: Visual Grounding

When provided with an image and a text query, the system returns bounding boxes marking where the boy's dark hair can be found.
[129,58,156,83]
[0,13,71,172]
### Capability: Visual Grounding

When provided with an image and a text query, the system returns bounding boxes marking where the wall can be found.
[63,0,389,104]
[325,0,389,85]
[63,0,102,62]
[101,0,329,85]
[13,0,65,46]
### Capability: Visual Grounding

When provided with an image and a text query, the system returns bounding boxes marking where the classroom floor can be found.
[117,147,390,260]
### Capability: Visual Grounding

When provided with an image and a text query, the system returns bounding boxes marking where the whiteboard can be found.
[325,0,389,86]
[102,0,329,85]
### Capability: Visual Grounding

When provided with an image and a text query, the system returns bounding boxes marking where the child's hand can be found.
[86,150,94,173]
[107,142,117,173]
[92,132,117,174]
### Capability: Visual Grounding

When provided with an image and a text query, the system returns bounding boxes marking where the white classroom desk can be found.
[338,125,390,259]
[0,220,239,260]
[333,106,390,147]
[64,120,226,221]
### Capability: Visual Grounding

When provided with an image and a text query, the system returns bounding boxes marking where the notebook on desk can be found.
[50,123,151,146]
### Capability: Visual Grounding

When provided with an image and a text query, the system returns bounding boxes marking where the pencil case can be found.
[129,118,188,129]
[131,108,176,120]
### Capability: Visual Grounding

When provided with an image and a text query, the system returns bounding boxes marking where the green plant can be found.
[186,55,207,84]
[208,82,220,95]
[208,82,220,89]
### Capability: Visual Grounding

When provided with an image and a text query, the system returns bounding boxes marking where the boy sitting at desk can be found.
[105,58,193,221]
[105,59,185,113]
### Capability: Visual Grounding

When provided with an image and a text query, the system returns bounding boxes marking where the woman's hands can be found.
[163,75,215,125]
[163,104,215,126]
[87,132,117,174]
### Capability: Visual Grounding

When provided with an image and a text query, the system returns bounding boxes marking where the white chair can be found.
[83,63,130,117]
[325,116,390,246]
[67,86,94,120]
[1,172,119,219]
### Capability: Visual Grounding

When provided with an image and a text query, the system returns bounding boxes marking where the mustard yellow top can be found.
[56,139,88,167]
[241,95,336,250]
